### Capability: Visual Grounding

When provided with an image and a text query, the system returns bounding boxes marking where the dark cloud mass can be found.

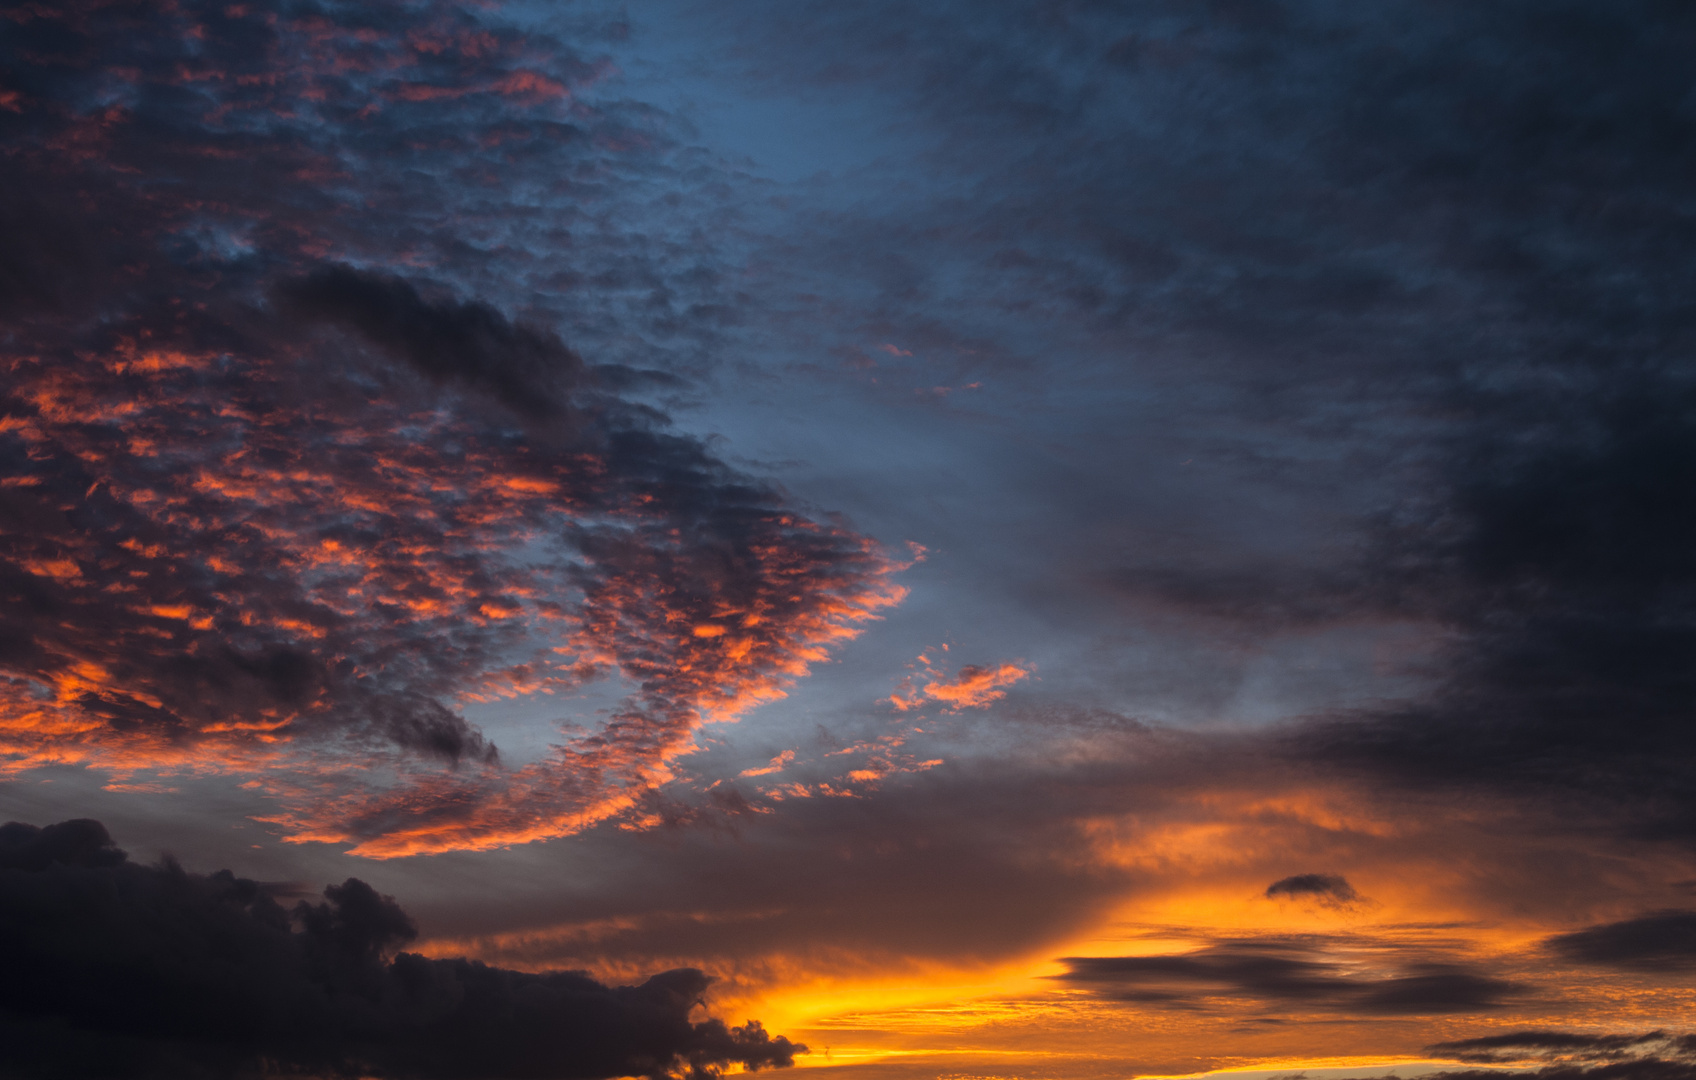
[653,0,1696,845]
[1422,1029,1696,1080]
[1055,940,1520,1014]
[277,264,592,422]
[1547,911,1696,971]
[1265,873,1357,904]
[1426,1064,1696,1080]
[1427,1030,1696,1066]
[0,818,799,1079]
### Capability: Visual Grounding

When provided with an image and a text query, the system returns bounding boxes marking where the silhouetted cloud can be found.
[1055,940,1520,1014]
[1426,1064,1696,1080]
[1547,911,1696,971]
[1265,874,1357,905]
[1422,1028,1696,1080]
[0,818,800,1079]
[1427,1030,1695,1066]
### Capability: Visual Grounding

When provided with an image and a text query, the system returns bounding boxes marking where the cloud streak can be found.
[1055,939,1522,1015]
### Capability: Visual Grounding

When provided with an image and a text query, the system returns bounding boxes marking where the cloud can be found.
[1546,911,1696,971]
[1426,1064,1696,1080]
[890,659,1029,711]
[1427,1030,1696,1066]
[1054,939,1521,1014]
[0,817,801,1079]
[277,264,592,422]
[1294,376,1696,839]
[1265,873,1358,905]
[645,0,1696,849]
[0,0,906,855]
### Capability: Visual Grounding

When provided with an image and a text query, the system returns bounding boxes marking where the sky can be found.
[2,1,1696,1078]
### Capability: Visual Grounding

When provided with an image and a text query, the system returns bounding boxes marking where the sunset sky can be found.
[3,2,1696,1078]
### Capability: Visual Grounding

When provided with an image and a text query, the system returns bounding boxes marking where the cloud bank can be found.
[0,817,800,1079]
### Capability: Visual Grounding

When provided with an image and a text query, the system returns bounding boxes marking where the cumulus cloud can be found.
[0,817,801,1079]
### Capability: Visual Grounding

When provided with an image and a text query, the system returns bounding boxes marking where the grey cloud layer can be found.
[648,0,1696,839]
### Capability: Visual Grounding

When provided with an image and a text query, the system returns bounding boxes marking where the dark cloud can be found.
[1427,1030,1693,1066]
[1298,378,1696,839]
[278,264,591,422]
[641,0,1696,815]
[1265,873,1357,904]
[1423,1029,1696,1080]
[0,818,800,1079]
[0,817,127,871]
[1427,1065,1696,1080]
[1054,940,1520,1014]
[1546,911,1696,971]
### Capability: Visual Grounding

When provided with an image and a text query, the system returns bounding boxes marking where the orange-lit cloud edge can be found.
[407,749,1696,1080]
[0,0,931,860]
[0,331,917,853]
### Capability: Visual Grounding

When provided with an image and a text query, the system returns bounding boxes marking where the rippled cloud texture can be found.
[0,0,902,857]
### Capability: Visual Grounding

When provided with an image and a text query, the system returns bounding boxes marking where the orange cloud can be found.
[889,657,1030,711]
[0,0,931,867]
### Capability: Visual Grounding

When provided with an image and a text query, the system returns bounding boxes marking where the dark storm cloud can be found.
[1265,874,1357,904]
[0,818,800,1079]
[1546,911,1696,971]
[1054,940,1520,1014]
[0,0,902,853]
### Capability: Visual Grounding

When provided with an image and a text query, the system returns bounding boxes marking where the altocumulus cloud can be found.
[0,0,905,856]
[0,818,801,1079]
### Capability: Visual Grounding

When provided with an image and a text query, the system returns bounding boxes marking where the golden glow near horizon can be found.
[414,773,1696,1080]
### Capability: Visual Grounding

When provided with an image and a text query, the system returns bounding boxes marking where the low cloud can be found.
[1055,939,1520,1014]
[1265,873,1359,906]
[0,818,801,1079]
[1427,1029,1696,1066]
[1547,911,1696,971]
